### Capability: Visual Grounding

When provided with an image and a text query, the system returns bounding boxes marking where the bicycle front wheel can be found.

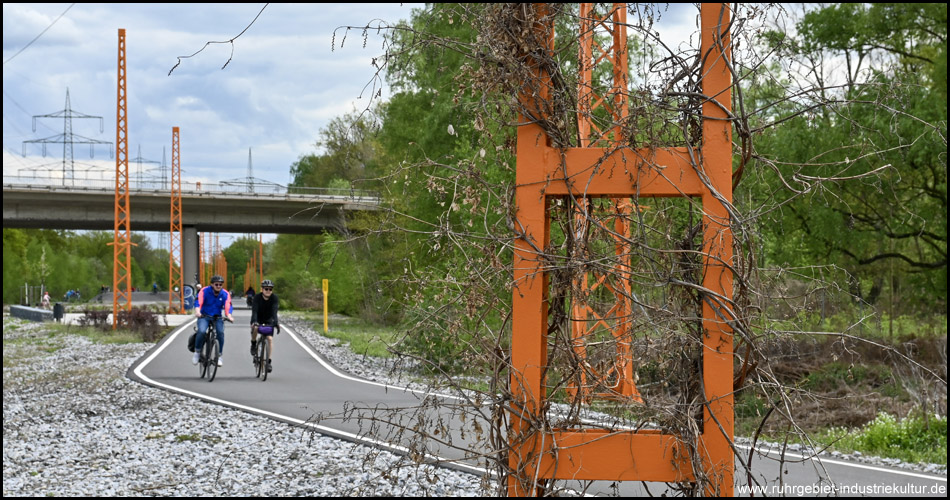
[256,338,266,379]
[260,339,269,382]
[208,338,220,382]
[199,336,209,379]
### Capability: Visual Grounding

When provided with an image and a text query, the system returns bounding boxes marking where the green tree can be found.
[1,229,179,305]
[749,3,947,311]
[222,236,263,289]
[289,109,383,191]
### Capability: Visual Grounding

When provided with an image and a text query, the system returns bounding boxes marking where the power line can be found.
[3,4,76,66]
[4,89,59,135]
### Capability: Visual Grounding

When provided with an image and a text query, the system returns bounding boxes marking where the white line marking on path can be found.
[736,444,947,482]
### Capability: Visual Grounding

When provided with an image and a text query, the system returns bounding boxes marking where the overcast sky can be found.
[3,3,424,189]
[3,3,700,247]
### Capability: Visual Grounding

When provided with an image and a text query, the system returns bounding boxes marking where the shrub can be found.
[836,412,948,464]
[79,305,167,342]
[78,308,111,328]
[116,306,167,342]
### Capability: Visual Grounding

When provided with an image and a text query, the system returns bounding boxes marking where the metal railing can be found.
[2,174,379,202]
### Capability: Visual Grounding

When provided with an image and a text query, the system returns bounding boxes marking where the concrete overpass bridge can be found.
[2,179,380,285]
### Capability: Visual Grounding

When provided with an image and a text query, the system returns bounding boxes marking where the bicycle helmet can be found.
[261,279,274,288]
[211,275,224,284]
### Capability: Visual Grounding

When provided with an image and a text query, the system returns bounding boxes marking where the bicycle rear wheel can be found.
[208,337,220,382]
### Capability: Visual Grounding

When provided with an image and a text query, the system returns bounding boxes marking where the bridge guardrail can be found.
[3,177,379,203]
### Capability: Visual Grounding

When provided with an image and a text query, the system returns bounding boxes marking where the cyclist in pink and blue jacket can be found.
[192,275,234,367]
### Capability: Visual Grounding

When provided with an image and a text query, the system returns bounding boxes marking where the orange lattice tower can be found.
[198,233,204,286]
[508,3,733,496]
[214,233,220,281]
[214,233,228,289]
[168,127,184,313]
[567,3,642,404]
[111,28,133,329]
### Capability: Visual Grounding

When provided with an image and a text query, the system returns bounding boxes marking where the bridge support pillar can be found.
[183,226,199,286]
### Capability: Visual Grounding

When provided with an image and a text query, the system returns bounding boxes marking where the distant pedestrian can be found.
[41,291,51,309]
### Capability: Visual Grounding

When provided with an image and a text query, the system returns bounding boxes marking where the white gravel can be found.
[2,314,491,497]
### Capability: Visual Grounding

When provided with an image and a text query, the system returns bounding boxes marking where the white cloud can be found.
[4,3,421,190]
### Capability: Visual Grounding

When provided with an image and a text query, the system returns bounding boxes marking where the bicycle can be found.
[252,324,279,381]
[197,315,232,382]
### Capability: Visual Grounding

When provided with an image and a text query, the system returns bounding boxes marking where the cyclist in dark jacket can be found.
[192,275,234,367]
[250,279,279,373]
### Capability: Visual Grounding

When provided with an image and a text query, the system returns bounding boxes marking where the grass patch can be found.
[738,408,948,466]
[799,362,893,391]
[53,322,147,345]
[457,378,491,393]
[4,318,159,345]
[817,412,947,465]
[3,316,172,378]
[295,312,398,358]
[173,433,222,444]
[778,311,948,342]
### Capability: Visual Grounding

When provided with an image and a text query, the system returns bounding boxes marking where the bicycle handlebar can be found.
[198,314,233,323]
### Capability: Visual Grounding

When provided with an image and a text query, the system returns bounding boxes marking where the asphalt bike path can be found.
[128,308,947,496]
[127,308,487,476]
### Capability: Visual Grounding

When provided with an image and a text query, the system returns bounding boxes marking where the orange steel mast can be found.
[168,126,183,313]
[244,261,252,292]
[214,233,228,289]
[508,3,733,495]
[568,3,641,403]
[214,233,220,280]
[111,28,133,329]
[198,234,203,285]
[219,257,227,289]
[199,232,207,285]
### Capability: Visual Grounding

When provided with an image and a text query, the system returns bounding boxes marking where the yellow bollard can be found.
[322,279,329,333]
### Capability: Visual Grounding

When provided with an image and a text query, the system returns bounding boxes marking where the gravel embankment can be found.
[2,315,488,497]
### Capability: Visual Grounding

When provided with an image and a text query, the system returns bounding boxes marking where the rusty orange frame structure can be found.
[509,3,733,496]
[111,28,133,329]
